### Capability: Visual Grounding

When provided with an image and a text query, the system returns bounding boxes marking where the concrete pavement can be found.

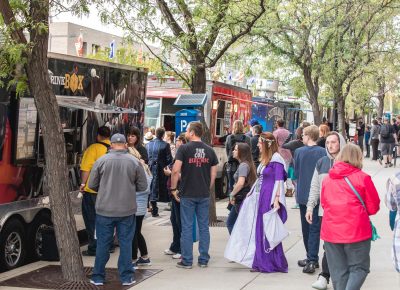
[0,158,399,289]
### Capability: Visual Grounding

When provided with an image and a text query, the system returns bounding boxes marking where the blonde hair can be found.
[303,125,320,142]
[233,120,244,134]
[336,143,363,169]
[165,131,175,143]
[259,132,279,166]
[319,124,330,138]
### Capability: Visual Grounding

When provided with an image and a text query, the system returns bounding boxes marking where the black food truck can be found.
[0,52,147,270]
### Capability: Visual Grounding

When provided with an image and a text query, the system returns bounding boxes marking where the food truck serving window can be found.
[215,100,232,136]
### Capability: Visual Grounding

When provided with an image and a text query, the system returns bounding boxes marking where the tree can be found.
[253,0,340,125]
[322,0,397,133]
[97,0,266,94]
[0,0,86,281]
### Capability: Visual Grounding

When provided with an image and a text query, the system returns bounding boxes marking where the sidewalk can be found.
[1,159,399,289]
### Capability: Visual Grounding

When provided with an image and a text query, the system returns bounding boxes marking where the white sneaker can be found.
[164,249,176,255]
[122,280,136,286]
[312,276,328,290]
[172,253,181,259]
[90,280,104,286]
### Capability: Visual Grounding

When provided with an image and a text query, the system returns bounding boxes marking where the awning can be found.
[56,95,137,114]
[146,88,191,99]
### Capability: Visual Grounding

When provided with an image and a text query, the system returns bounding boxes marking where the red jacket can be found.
[320,161,380,243]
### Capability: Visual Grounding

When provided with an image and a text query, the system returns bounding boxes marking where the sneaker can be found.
[303,261,319,274]
[384,164,389,168]
[176,261,192,269]
[136,257,151,266]
[122,279,136,286]
[379,158,383,165]
[312,275,328,289]
[82,250,96,257]
[164,249,176,255]
[172,253,182,259]
[198,262,208,268]
[132,262,138,270]
[90,280,104,286]
[292,204,300,209]
[389,163,394,167]
[297,259,308,267]
[152,213,160,217]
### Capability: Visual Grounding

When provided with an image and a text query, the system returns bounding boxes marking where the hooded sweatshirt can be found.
[307,132,346,216]
[320,161,380,243]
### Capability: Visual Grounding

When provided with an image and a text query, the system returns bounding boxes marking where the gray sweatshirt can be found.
[88,149,147,217]
[306,132,346,216]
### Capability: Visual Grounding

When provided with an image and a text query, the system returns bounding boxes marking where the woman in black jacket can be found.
[127,127,149,164]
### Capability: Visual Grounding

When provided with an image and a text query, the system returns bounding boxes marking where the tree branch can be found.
[0,0,27,44]
[206,0,266,68]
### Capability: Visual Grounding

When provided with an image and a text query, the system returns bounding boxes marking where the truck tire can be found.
[27,211,52,261]
[0,218,26,271]
[216,164,229,199]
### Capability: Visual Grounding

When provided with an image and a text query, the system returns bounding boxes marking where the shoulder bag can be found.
[344,177,380,241]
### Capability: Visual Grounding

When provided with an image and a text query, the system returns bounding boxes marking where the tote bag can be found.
[262,208,289,252]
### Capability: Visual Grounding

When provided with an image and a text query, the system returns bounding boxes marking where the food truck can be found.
[0,53,147,270]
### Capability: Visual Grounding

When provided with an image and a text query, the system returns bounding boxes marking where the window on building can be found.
[91,44,100,55]
[82,42,87,56]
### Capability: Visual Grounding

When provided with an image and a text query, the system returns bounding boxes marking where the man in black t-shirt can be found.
[170,122,218,269]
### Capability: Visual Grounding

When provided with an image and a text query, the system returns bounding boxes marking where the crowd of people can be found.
[77,116,399,289]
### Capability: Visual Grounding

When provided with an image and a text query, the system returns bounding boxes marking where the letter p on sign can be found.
[181,120,188,132]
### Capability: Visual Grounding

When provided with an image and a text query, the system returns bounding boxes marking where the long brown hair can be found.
[259,132,279,165]
[236,143,257,186]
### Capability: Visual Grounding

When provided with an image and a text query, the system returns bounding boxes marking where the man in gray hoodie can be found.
[306,131,346,289]
[88,133,147,286]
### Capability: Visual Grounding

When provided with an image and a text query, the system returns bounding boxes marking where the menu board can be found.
[15,98,37,162]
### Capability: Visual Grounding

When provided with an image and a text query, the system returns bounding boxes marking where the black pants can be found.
[169,198,181,253]
[320,217,330,281]
[132,215,148,259]
[371,139,379,160]
[358,137,364,153]
[365,140,370,157]
[82,192,97,254]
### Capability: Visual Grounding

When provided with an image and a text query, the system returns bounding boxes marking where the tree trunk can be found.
[377,93,385,118]
[336,93,346,137]
[191,66,207,94]
[302,67,322,125]
[25,0,85,281]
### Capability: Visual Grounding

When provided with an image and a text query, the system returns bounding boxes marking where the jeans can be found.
[325,240,371,290]
[299,204,320,262]
[92,214,136,284]
[132,215,147,259]
[82,192,97,254]
[226,205,239,234]
[180,197,210,265]
[169,198,181,253]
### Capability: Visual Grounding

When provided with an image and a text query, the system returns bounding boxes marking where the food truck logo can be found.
[50,73,84,93]
[64,73,84,93]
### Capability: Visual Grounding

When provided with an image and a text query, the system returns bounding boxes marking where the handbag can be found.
[344,177,380,241]
[262,208,289,252]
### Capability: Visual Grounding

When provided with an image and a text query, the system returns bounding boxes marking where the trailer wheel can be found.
[216,164,229,199]
[28,212,52,261]
[0,218,26,271]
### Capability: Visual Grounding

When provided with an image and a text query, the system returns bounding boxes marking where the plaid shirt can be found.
[386,173,400,273]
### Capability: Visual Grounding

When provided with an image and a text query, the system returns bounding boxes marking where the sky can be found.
[52,5,124,37]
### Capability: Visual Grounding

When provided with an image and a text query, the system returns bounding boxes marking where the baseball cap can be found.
[249,118,260,127]
[110,133,126,143]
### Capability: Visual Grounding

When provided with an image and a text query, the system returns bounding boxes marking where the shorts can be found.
[381,143,395,155]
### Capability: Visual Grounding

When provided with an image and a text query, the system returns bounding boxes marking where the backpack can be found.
[228,134,246,163]
[380,124,390,138]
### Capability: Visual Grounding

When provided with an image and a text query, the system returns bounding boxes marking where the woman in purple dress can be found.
[225,132,288,273]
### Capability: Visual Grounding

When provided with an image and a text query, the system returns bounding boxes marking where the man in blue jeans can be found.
[171,122,218,268]
[88,133,147,286]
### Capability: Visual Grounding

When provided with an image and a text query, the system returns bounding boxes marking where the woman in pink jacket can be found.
[321,143,380,290]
